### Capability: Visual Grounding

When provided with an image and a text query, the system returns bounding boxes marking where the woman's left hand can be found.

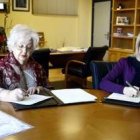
[27,86,44,95]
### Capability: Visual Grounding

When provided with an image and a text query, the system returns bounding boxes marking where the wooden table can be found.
[1,89,140,140]
[0,53,7,58]
[49,51,86,68]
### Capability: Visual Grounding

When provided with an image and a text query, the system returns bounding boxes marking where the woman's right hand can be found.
[9,88,27,101]
[123,86,139,97]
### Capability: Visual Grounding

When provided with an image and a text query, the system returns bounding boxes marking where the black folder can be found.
[102,98,140,108]
[12,89,96,111]
[11,90,63,111]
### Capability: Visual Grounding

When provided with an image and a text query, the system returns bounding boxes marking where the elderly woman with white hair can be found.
[0,24,51,102]
[100,33,140,97]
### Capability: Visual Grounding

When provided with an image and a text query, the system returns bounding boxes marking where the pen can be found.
[126,81,139,91]
[22,89,29,97]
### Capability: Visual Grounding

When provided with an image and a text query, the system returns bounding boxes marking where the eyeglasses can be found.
[16,44,33,51]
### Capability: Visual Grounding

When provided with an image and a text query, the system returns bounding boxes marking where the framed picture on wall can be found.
[37,32,45,47]
[12,0,30,12]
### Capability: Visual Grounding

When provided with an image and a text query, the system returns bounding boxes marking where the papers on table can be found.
[12,94,52,105]
[51,88,97,104]
[107,93,140,103]
[56,47,88,53]
[11,89,96,110]
[0,110,33,138]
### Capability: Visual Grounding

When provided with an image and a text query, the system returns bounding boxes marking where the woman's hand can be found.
[27,86,44,95]
[9,88,27,101]
[123,86,139,97]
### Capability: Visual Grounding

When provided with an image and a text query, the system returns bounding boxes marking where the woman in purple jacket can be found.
[100,34,140,97]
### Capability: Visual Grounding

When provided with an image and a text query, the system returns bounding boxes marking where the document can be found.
[56,47,88,52]
[107,93,140,103]
[51,88,97,104]
[11,94,52,105]
[0,110,33,138]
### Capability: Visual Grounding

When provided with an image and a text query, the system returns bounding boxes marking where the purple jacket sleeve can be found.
[100,58,134,94]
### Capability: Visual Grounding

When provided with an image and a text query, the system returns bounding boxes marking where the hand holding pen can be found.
[9,88,28,101]
[123,81,139,97]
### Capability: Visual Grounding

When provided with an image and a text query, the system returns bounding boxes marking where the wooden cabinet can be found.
[108,0,140,61]
[108,48,133,61]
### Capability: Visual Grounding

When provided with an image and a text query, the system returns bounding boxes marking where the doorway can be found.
[91,0,112,60]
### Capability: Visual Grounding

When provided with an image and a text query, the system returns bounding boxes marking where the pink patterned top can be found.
[0,52,51,90]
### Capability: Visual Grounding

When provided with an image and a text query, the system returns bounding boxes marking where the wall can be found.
[0,0,92,49]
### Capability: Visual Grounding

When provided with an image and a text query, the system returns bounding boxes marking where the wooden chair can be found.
[62,46,108,88]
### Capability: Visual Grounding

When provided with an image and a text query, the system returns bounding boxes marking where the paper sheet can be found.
[107,93,140,103]
[56,47,88,52]
[0,110,33,138]
[51,88,97,104]
[11,94,52,105]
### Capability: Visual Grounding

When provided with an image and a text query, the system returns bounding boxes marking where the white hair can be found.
[134,33,140,60]
[7,24,39,52]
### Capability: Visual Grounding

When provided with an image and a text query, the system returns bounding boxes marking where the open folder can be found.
[102,93,140,107]
[11,89,97,110]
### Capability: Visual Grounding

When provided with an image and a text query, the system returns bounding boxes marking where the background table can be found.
[0,53,7,58]
[0,51,86,69]
[1,89,140,140]
[49,51,86,68]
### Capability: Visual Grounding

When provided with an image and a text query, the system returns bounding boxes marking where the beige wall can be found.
[0,0,92,49]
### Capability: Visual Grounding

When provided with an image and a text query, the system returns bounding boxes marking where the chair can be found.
[90,61,119,89]
[32,48,54,89]
[32,48,50,78]
[62,46,108,88]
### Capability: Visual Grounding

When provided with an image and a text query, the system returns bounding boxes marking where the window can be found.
[32,0,78,16]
